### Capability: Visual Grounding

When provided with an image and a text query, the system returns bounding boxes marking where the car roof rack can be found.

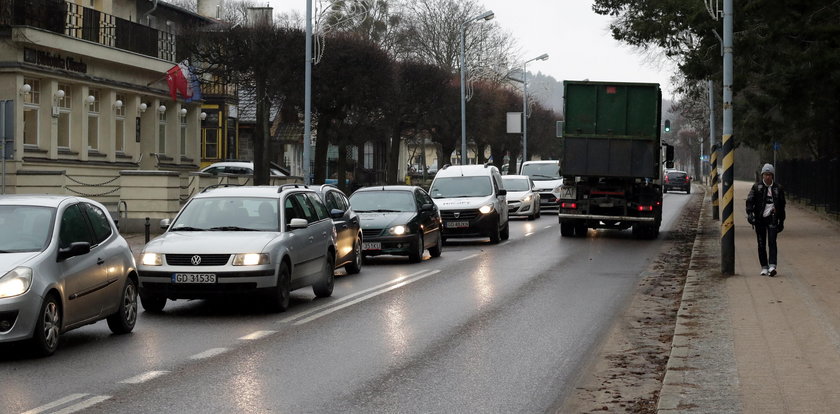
[200,180,250,193]
[277,183,309,193]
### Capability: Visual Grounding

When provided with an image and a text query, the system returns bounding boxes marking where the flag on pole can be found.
[165,60,202,102]
[185,62,202,103]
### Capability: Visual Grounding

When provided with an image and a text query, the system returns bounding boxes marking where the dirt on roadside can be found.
[558,192,703,413]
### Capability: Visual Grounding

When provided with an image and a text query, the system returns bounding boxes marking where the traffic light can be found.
[664,119,671,132]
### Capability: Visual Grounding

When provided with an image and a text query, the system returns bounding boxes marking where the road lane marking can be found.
[544,225,552,229]
[525,232,534,237]
[458,253,480,261]
[119,371,170,384]
[189,348,228,360]
[21,394,88,414]
[279,269,436,323]
[52,395,110,414]
[293,270,441,325]
[239,330,277,340]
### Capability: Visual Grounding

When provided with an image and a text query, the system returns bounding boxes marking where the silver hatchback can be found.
[0,195,139,356]
[137,185,337,313]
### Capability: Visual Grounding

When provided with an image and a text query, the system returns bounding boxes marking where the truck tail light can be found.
[561,202,577,209]
[637,205,654,212]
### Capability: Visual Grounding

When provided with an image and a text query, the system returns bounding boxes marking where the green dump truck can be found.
[557,81,674,239]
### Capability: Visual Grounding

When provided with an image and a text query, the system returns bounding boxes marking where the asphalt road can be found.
[1,191,694,414]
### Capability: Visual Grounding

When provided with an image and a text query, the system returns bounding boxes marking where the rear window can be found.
[667,172,687,179]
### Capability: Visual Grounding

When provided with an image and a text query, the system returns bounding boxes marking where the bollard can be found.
[145,217,150,243]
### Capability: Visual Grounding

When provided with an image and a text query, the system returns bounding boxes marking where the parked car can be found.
[429,164,509,244]
[200,161,288,177]
[349,186,442,263]
[519,160,563,209]
[664,170,692,194]
[137,185,336,313]
[0,195,138,356]
[313,184,362,274]
[502,175,541,220]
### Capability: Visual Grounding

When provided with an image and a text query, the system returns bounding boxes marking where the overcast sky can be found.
[263,0,677,98]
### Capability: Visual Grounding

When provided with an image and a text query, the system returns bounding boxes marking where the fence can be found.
[776,158,840,215]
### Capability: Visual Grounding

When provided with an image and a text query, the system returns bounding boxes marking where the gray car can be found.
[0,195,139,356]
[137,185,337,313]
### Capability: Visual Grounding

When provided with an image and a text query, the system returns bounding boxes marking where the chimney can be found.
[197,0,223,19]
[246,7,273,27]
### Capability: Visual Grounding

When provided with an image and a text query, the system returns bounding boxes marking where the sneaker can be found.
[760,268,769,276]
[768,266,777,277]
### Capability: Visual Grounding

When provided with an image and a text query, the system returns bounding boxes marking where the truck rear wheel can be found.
[560,222,575,237]
[574,223,588,237]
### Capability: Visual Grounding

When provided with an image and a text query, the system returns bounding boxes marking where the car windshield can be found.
[0,205,55,253]
[520,163,561,180]
[350,191,416,212]
[429,177,493,198]
[502,177,531,191]
[171,197,279,231]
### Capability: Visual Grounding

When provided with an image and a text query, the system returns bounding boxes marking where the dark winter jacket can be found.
[746,181,786,225]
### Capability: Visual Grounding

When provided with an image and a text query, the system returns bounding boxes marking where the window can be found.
[306,193,329,220]
[23,78,40,146]
[180,111,187,156]
[88,89,100,151]
[158,110,166,154]
[23,78,40,105]
[291,193,317,223]
[57,84,72,148]
[204,128,218,159]
[324,192,340,211]
[115,94,126,152]
[81,202,112,244]
[59,204,93,249]
[363,141,374,169]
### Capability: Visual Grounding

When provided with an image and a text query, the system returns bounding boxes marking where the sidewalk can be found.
[658,181,840,413]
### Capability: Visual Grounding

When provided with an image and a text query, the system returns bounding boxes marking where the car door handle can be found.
[96,258,105,265]
[308,236,315,241]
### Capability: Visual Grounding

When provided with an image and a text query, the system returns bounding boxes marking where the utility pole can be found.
[720,0,735,275]
[709,80,719,220]
[303,0,312,184]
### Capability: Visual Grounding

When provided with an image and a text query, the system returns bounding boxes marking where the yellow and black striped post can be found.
[710,144,720,220]
[720,133,735,274]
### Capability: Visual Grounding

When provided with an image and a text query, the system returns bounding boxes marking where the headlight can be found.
[0,267,33,298]
[478,204,494,214]
[388,225,409,235]
[553,186,563,193]
[141,252,163,266]
[233,253,270,266]
[522,194,533,203]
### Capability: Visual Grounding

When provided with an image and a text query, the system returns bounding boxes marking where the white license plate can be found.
[362,242,381,250]
[445,221,469,228]
[172,273,216,284]
[560,186,576,199]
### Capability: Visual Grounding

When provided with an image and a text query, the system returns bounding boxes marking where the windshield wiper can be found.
[171,226,206,231]
[368,209,402,213]
[208,226,260,231]
[530,174,556,179]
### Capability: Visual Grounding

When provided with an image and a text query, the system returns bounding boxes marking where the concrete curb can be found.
[657,188,712,413]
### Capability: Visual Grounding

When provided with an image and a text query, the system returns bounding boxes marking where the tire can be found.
[574,223,588,237]
[268,263,291,312]
[500,220,510,240]
[489,219,501,244]
[344,237,362,275]
[535,204,541,219]
[560,222,574,237]
[107,277,138,334]
[313,252,335,298]
[441,236,449,246]
[428,232,442,258]
[686,186,691,194]
[31,294,61,357]
[408,234,424,263]
[140,292,166,313]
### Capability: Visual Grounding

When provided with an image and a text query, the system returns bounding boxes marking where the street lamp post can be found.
[459,10,494,165]
[522,53,548,164]
[303,0,313,184]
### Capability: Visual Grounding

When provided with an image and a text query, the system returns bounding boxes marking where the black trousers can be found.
[754,216,778,267]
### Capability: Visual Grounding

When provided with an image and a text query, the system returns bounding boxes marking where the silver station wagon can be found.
[0,195,138,356]
[137,185,337,313]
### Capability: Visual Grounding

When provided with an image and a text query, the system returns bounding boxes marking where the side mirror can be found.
[421,203,435,212]
[57,241,91,261]
[288,218,309,230]
[497,189,507,196]
[330,208,345,219]
[160,218,171,230]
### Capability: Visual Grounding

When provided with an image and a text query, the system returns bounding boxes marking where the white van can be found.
[429,164,509,244]
[519,160,563,209]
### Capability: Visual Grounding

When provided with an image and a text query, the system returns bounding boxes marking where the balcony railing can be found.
[0,0,177,62]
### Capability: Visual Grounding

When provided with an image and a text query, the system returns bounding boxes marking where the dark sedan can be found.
[314,184,362,274]
[349,186,443,263]
[664,170,692,194]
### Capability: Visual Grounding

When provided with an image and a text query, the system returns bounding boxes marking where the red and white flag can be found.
[166,60,190,101]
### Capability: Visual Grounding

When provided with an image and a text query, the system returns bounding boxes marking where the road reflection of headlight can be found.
[479,204,493,214]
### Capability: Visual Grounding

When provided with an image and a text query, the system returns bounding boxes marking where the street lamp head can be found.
[536,53,549,61]
[468,10,494,24]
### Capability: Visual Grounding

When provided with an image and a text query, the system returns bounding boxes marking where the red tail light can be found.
[561,202,577,209]
[637,205,654,212]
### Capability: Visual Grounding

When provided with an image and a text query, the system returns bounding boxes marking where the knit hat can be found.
[761,163,775,176]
